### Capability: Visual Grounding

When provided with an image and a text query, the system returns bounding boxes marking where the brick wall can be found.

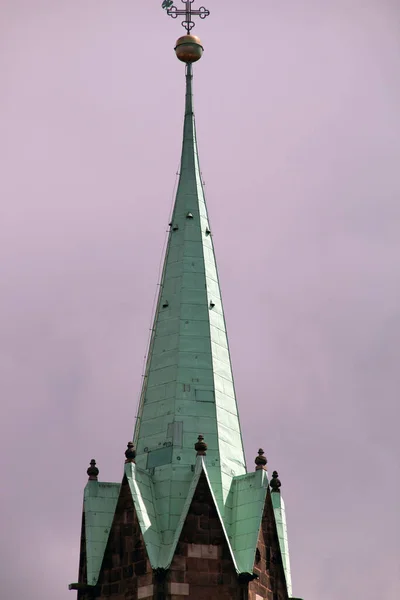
[248,490,289,600]
[168,472,243,599]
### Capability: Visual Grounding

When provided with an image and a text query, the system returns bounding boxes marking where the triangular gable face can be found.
[93,476,155,600]
[249,489,289,600]
[168,472,241,599]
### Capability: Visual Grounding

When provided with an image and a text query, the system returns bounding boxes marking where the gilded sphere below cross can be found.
[175,35,204,63]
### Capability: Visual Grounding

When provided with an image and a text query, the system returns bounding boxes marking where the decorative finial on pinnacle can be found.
[255,448,268,471]
[162,0,210,34]
[270,470,281,493]
[125,441,136,463]
[195,434,207,456]
[87,459,99,481]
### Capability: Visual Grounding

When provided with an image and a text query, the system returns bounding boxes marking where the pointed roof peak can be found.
[132,29,246,526]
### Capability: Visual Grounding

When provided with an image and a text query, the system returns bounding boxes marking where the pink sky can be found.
[1,1,399,599]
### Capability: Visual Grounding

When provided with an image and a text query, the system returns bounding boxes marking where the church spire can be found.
[133,21,246,537]
[70,6,300,597]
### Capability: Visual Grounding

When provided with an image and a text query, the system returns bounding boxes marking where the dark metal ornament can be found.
[87,459,99,481]
[125,441,137,463]
[255,448,268,471]
[270,470,282,493]
[194,434,207,455]
[162,0,210,34]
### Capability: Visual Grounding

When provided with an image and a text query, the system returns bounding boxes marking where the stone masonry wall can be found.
[167,472,244,600]
[248,490,289,600]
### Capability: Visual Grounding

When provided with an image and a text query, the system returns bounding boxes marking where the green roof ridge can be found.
[272,489,293,597]
[226,469,269,574]
[124,463,161,567]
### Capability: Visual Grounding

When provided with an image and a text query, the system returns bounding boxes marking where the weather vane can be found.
[162,0,210,34]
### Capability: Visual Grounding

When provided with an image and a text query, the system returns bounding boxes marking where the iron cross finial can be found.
[162,0,210,34]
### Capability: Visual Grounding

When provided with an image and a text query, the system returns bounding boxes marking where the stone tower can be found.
[69,4,303,600]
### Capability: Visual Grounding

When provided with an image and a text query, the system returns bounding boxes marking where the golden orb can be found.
[175,35,203,63]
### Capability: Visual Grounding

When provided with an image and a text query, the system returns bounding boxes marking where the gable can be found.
[168,471,240,599]
[95,476,153,599]
[249,489,289,600]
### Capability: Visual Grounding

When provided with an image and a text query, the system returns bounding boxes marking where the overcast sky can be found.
[1,1,399,599]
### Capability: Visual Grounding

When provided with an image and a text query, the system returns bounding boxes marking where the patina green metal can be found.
[132,62,246,551]
[225,469,269,574]
[272,488,293,596]
[83,480,120,586]
[79,60,295,593]
[124,463,161,566]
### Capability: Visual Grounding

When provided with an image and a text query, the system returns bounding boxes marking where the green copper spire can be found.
[71,10,299,593]
[133,55,246,546]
